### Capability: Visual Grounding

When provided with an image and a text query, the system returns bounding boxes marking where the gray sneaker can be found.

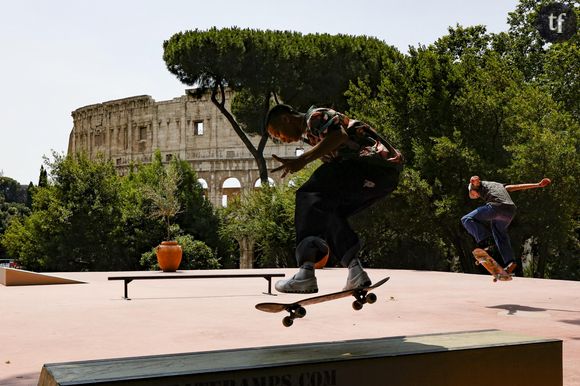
[343,259,372,290]
[275,275,318,294]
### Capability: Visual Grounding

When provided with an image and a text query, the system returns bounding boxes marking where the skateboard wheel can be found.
[352,300,363,311]
[366,293,377,304]
[493,277,498,282]
[295,306,306,318]
[282,316,294,327]
[475,261,480,265]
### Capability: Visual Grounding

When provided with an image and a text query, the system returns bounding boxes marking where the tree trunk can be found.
[451,226,476,273]
[535,242,548,278]
[238,236,255,269]
[210,84,271,184]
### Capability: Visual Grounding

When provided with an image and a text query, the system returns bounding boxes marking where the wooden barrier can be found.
[38,329,562,386]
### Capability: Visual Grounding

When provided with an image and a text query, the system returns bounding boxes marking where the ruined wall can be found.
[68,90,304,207]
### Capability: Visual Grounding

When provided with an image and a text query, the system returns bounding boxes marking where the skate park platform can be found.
[1,268,578,385]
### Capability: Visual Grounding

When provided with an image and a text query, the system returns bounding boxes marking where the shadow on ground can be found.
[487,304,579,315]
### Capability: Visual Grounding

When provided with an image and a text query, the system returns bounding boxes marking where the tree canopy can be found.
[1,152,224,271]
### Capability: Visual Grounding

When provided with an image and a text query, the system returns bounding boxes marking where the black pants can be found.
[295,158,401,267]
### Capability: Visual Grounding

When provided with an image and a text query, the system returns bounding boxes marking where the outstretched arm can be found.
[505,178,551,192]
[271,128,349,177]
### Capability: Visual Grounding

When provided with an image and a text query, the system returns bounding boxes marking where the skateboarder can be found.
[266,104,403,293]
[461,176,551,274]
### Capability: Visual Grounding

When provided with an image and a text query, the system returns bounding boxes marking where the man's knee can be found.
[296,236,329,266]
[461,214,472,227]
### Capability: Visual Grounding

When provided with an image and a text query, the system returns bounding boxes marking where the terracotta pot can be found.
[156,241,182,272]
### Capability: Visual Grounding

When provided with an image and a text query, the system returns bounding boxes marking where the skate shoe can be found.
[343,259,372,291]
[505,262,517,275]
[275,275,318,294]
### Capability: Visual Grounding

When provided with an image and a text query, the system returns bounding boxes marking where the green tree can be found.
[1,187,58,271]
[117,159,166,268]
[141,161,182,241]
[172,157,222,251]
[0,196,30,260]
[122,151,226,267]
[502,0,553,80]
[219,163,318,268]
[541,40,580,120]
[2,151,225,272]
[2,152,127,271]
[346,21,579,278]
[502,84,579,278]
[501,1,579,119]
[351,168,450,271]
[38,165,48,187]
[25,182,34,208]
[0,176,26,204]
[219,186,294,268]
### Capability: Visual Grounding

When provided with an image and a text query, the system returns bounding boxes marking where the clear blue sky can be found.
[0,0,518,184]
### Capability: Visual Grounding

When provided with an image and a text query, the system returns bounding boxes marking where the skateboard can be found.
[472,248,512,282]
[255,277,390,327]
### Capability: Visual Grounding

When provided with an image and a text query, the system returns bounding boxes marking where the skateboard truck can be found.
[474,257,512,282]
[282,305,307,327]
[352,288,378,310]
[281,288,378,327]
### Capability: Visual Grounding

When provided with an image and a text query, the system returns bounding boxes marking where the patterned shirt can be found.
[304,107,394,163]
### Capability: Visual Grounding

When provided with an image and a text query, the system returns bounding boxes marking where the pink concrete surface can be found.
[0,268,579,386]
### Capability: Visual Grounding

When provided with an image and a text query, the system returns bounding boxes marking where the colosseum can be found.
[67,89,304,207]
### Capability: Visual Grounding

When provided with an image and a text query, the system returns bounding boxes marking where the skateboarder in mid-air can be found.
[461,176,551,274]
[266,104,403,293]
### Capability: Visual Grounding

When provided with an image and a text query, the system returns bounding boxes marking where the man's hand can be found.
[539,178,551,187]
[271,155,307,178]
[387,149,403,164]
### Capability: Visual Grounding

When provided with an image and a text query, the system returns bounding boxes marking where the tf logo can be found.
[536,2,578,43]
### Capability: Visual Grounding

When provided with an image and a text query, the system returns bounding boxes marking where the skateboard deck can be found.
[472,248,512,282]
[255,276,390,327]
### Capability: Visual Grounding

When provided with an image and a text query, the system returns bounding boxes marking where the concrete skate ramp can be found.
[38,329,562,386]
[0,267,85,286]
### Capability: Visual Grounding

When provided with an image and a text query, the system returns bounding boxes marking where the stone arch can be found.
[221,177,242,207]
[254,177,276,188]
[197,178,209,199]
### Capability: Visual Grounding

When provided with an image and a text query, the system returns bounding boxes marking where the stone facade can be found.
[68,89,305,207]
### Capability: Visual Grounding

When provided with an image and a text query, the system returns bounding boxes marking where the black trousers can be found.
[295,158,401,267]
